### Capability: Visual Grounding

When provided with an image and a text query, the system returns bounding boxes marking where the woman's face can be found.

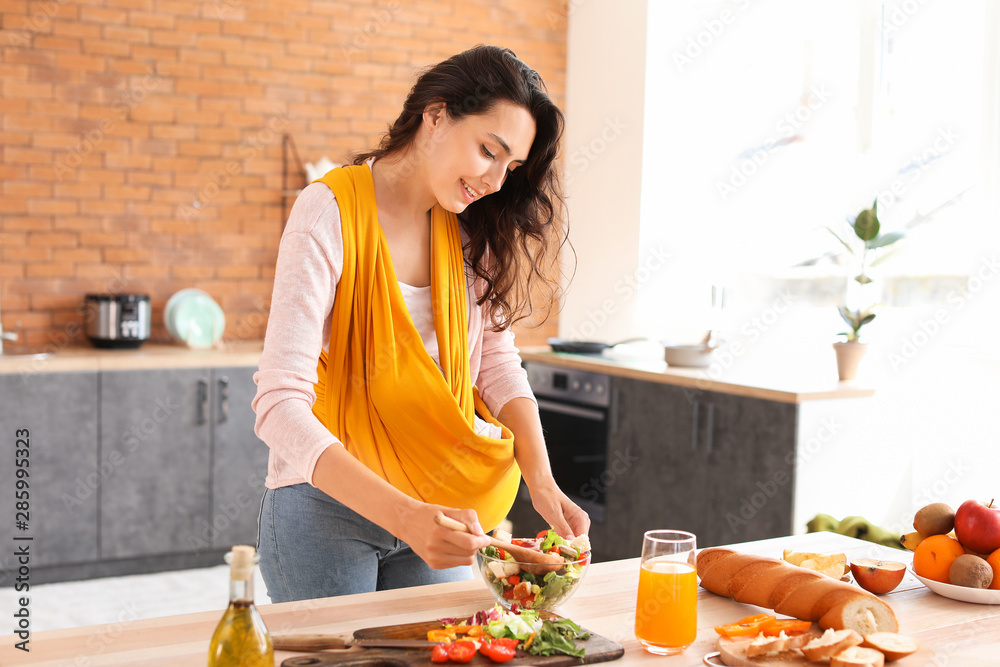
[422,101,536,214]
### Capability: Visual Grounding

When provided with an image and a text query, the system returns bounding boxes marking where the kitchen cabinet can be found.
[0,371,99,578]
[0,362,269,585]
[209,366,270,550]
[612,377,796,552]
[101,367,270,558]
[99,368,212,558]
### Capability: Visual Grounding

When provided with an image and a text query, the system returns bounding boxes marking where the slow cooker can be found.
[84,294,151,349]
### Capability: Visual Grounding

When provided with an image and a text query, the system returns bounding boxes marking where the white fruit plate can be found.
[910,565,1000,605]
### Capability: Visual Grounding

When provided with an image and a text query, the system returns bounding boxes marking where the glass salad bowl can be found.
[476,536,591,612]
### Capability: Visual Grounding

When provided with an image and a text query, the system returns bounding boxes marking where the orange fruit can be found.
[913,534,966,583]
[987,549,1000,591]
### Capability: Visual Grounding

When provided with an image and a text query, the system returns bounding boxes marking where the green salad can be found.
[478,529,591,610]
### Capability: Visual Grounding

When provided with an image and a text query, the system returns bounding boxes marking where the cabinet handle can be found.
[610,385,619,435]
[218,376,229,423]
[704,403,715,454]
[197,378,208,425]
[690,401,700,451]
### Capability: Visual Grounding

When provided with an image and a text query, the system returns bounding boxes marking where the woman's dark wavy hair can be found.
[354,45,571,330]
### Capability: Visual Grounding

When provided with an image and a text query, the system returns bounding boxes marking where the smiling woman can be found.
[251,45,587,604]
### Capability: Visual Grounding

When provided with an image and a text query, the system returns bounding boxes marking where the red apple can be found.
[850,559,907,594]
[954,499,1000,555]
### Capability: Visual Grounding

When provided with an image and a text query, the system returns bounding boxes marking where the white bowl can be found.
[662,344,715,368]
[909,565,1000,605]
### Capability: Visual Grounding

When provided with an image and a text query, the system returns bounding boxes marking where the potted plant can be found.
[833,306,875,381]
[827,199,905,381]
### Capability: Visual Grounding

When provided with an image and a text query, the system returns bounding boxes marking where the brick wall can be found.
[1,0,567,350]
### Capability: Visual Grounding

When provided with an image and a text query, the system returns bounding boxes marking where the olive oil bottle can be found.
[207,545,273,666]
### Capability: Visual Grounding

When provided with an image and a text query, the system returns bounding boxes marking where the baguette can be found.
[697,548,898,635]
[800,628,863,661]
[831,646,885,667]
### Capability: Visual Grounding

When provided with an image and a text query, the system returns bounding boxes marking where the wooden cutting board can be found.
[279,616,624,667]
[714,628,822,667]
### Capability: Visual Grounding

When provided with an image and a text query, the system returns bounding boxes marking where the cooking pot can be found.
[547,337,646,354]
[84,294,151,349]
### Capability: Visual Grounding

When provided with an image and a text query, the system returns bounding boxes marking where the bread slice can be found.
[812,581,876,620]
[819,597,899,635]
[861,632,920,660]
[801,628,863,661]
[832,646,885,667]
[745,631,814,658]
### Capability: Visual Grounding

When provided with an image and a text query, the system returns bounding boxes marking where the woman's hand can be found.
[396,502,492,570]
[529,481,590,540]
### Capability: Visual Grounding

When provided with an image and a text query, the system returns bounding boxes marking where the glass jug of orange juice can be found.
[634,530,697,655]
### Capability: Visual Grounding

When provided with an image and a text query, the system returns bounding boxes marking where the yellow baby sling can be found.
[311,165,520,531]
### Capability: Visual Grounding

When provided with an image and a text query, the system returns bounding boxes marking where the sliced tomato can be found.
[480,639,516,663]
[507,575,520,585]
[714,614,775,638]
[447,640,477,663]
[496,548,507,560]
[502,588,514,599]
[431,644,450,663]
[492,638,518,650]
[761,618,813,636]
[536,530,550,539]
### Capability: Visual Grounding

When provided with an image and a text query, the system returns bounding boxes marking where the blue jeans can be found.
[256,483,474,602]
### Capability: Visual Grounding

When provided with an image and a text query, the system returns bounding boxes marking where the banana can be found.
[900,531,924,551]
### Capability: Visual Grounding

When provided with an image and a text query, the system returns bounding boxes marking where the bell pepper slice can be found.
[761,618,813,636]
[427,629,455,643]
[714,614,775,638]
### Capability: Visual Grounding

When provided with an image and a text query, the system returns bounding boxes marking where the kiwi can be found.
[949,554,994,588]
[913,502,955,537]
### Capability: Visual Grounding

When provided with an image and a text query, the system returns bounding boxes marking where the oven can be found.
[519,362,612,523]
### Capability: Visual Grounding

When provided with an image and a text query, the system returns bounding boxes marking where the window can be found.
[637,0,999,334]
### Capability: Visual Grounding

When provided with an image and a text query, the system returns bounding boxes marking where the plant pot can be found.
[833,341,867,381]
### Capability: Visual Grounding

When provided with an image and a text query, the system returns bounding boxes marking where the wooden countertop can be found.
[0,340,264,375]
[4,532,995,666]
[519,348,876,404]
